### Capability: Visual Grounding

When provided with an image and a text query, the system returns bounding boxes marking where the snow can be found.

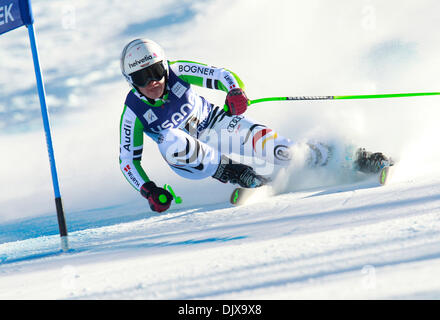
[2,170,440,299]
[1,0,440,300]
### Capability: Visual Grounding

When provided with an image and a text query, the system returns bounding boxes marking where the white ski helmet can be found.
[120,38,168,87]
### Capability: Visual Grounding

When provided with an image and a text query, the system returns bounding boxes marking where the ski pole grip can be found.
[224,99,252,113]
[158,194,168,204]
[164,184,182,204]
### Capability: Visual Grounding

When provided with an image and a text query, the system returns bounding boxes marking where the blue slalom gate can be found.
[0,0,68,251]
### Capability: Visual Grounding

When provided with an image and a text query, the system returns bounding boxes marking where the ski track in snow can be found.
[2,173,440,299]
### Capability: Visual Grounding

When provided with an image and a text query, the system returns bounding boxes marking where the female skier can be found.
[119,39,389,212]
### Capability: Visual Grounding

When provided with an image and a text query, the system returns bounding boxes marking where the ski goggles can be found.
[129,62,166,87]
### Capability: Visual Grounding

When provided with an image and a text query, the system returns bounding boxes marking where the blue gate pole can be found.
[27,23,69,252]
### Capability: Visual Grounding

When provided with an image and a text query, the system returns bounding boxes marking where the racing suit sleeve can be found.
[119,105,150,191]
[169,60,245,92]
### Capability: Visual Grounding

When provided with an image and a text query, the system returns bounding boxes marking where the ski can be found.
[378,164,394,186]
[230,186,273,206]
[230,187,255,206]
[230,164,396,206]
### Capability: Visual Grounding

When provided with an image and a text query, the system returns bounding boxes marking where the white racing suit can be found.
[119,60,329,190]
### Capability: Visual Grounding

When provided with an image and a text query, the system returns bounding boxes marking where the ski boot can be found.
[354,148,393,174]
[212,155,268,188]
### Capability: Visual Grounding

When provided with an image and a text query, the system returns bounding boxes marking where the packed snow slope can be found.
[1,0,440,299]
[2,170,440,299]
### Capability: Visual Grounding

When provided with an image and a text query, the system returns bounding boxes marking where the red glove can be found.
[140,181,173,213]
[225,88,248,116]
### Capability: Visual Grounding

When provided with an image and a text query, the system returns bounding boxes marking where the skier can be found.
[119,38,390,212]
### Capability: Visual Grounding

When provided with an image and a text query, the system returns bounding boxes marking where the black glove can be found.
[140,181,173,213]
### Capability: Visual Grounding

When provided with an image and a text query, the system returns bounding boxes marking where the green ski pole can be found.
[224,92,440,112]
[164,184,182,204]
